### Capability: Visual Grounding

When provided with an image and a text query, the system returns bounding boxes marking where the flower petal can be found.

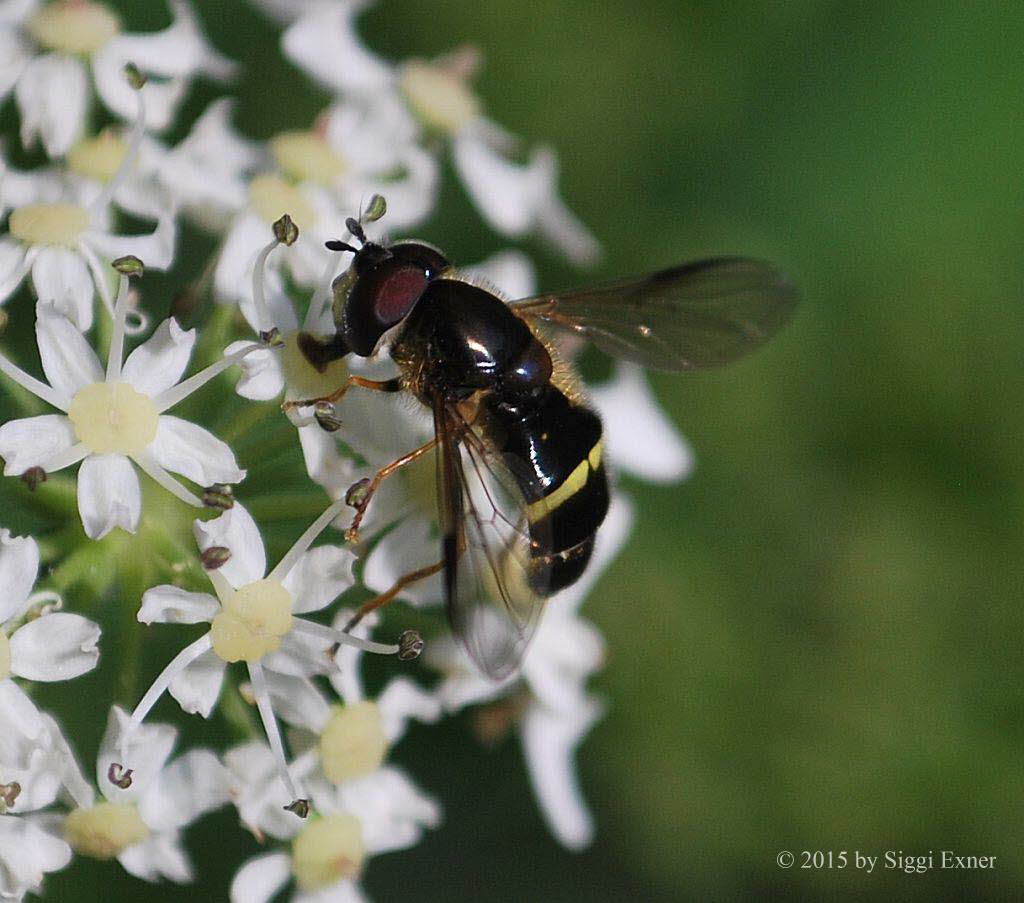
[193,503,266,586]
[77,453,141,540]
[376,677,441,743]
[97,705,177,802]
[281,1,392,95]
[0,528,39,623]
[0,814,72,899]
[226,340,284,401]
[29,247,94,331]
[35,306,103,399]
[462,249,536,300]
[0,679,44,750]
[117,830,193,884]
[151,415,245,486]
[138,748,229,832]
[229,852,292,903]
[336,765,441,856]
[362,516,444,607]
[0,414,76,476]
[0,236,30,305]
[281,545,355,614]
[262,669,330,732]
[168,648,225,718]
[0,27,32,102]
[15,53,87,156]
[138,585,219,625]
[84,205,176,271]
[122,317,196,397]
[452,129,546,236]
[520,694,604,850]
[589,363,693,483]
[9,612,99,681]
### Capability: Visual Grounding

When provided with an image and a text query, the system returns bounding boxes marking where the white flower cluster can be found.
[0,1,692,899]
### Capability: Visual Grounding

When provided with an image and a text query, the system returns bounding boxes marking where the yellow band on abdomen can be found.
[526,440,603,521]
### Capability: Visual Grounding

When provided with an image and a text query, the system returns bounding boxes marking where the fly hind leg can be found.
[343,559,445,632]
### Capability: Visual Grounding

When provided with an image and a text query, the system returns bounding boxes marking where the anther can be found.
[201,546,231,570]
[202,484,235,510]
[284,798,310,819]
[325,239,358,254]
[344,477,371,509]
[362,194,387,223]
[259,326,282,346]
[313,401,343,433]
[20,467,47,491]
[107,764,134,789]
[397,629,424,662]
[122,62,146,90]
[272,214,299,246]
[112,255,144,277]
[0,781,21,811]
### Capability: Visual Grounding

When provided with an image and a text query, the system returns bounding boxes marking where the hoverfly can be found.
[293,211,797,680]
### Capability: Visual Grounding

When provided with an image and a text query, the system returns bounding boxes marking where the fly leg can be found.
[281,375,403,424]
[344,437,438,544]
[343,559,445,632]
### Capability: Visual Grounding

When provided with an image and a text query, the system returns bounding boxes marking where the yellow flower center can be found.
[26,1,121,55]
[68,131,129,183]
[399,60,482,134]
[67,382,159,456]
[291,814,365,890]
[209,578,293,663]
[64,802,149,859]
[8,203,90,248]
[0,632,10,681]
[280,333,350,400]
[270,131,346,186]
[319,702,388,784]
[248,174,317,230]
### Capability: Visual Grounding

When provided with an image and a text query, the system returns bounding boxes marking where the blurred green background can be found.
[4,0,1024,899]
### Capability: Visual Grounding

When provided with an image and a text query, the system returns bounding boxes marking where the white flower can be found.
[58,706,229,883]
[65,99,261,230]
[0,530,100,776]
[0,154,176,331]
[227,672,441,903]
[0,278,250,539]
[213,105,436,314]
[279,2,599,264]
[127,500,416,812]
[1,0,234,157]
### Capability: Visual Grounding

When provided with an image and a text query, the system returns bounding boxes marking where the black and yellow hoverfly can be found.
[295,215,797,680]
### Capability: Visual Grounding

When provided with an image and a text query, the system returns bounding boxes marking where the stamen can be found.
[132,451,203,507]
[89,70,147,216]
[251,238,280,336]
[152,342,260,413]
[20,467,46,491]
[107,763,133,789]
[123,634,213,746]
[79,243,117,320]
[248,660,306,811]
[0,351,70,411]
[206,567,235,603]
[291,617,401,657]
[266,497,349,583]
[105,273,131,382]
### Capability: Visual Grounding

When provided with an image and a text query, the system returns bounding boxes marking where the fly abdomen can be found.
[485,385,609,595]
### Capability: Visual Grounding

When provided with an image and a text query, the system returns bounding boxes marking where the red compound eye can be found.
[344,258,427,355]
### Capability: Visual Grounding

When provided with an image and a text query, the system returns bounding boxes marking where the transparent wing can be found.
[432,395,551,681]
[511,256,798,371]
